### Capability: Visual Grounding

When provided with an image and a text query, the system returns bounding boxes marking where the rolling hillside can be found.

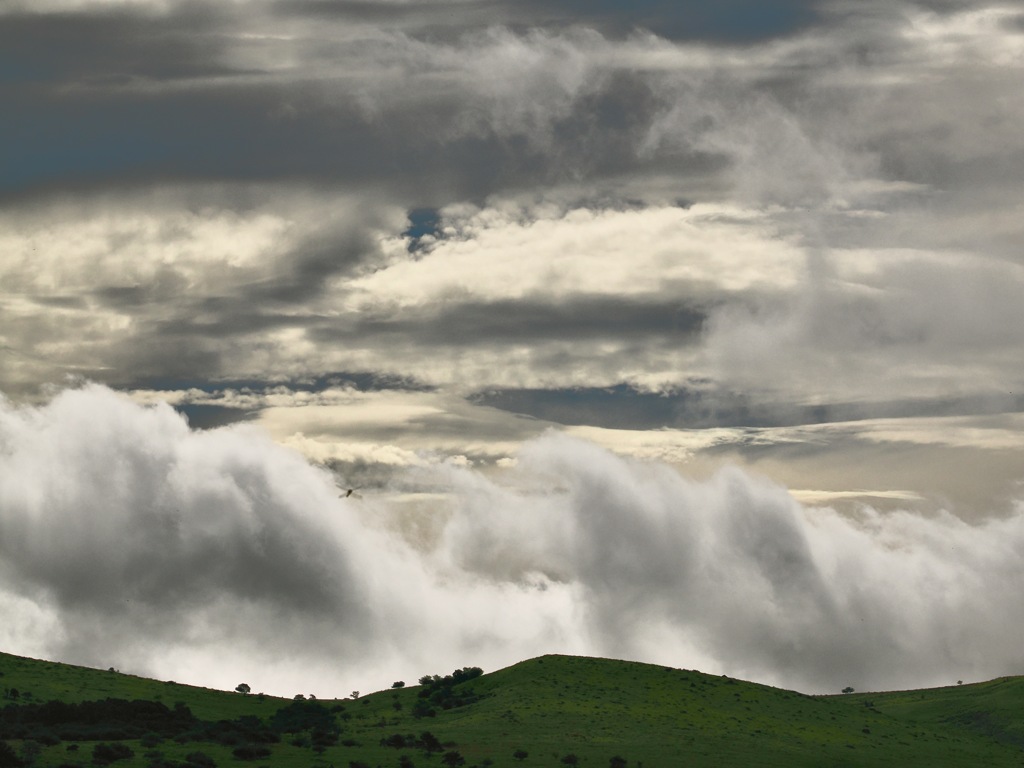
[2,650,1023,767]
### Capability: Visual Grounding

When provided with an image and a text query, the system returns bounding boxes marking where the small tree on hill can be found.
[842,686,854,694]
[513,749,528,762]
[235,683,251,695]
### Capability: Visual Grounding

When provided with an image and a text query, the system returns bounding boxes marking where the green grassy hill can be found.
[2,650,1023,767]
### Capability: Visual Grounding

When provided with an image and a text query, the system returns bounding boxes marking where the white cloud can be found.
[900,5,1024,69]
[354,202,804,308]
[3,385,1024,696]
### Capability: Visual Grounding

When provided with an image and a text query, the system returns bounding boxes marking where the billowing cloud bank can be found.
[2,385,1022,695]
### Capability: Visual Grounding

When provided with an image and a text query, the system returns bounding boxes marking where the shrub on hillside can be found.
[184,751,216,768]
[269,700,336,734]
[92,742,134,764]
[415,668,484,712]
[230,745,271,761]
[0,741,22,768]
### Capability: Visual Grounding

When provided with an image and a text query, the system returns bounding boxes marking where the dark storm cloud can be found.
[148,307,309,339]
[473,385,783,430]
[247,223,388,303]
[99,333,228,384]
[0,85,552,200]
[0,85,400,193]
[0,7,725,202]
[0,0,1006,206]
[319,296,707,347]
[511,0,824,42]
[474,385,1024,431]
[27,294,89,310]
[0,7,243,86]
[285,0,824,42]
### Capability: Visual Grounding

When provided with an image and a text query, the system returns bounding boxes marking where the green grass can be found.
[0,651,284,720]
[3,650,1024,767]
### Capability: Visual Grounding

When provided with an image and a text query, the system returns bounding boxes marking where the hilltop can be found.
[2,650,1024,767]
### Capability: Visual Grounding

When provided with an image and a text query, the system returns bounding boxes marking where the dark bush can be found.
[269,701,335,735]
[92,742,134,764]
[411,701,435,720]
[419,732,443,753]
[200,716,278,747]
[230,746,271,761]
[0,741,22,768]
[184,751,216,768]
[310,728,338,754]
[33,729,60,746]
[414,668,484,713]
[0,698,198,743]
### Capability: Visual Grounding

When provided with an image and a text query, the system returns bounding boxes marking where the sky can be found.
[2,0,1024,698]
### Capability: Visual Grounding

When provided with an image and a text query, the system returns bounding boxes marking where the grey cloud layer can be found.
[3,0,1024,429]
[278,0,824,43]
